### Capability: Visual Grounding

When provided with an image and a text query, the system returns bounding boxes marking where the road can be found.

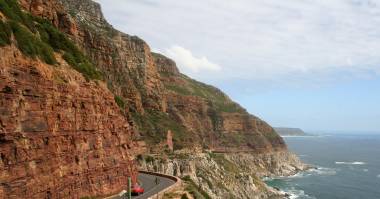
[133,173,175,199]
[109,172,176,199]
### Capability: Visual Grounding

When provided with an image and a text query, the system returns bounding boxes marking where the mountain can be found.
[0,0,306,198]
[56,0,286,153]
[0,0,136,198]
[274,128,308,136]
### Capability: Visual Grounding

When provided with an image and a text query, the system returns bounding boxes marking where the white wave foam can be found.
[377,174,380,178]
[307,167,337,176]
[335,161,366,165]
[262,176,272,181]
[269,167,337,180]
[287,172,304,179]
[284,187,316,199]
[363,169,369,172]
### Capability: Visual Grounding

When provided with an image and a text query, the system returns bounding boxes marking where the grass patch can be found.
[165,84,192,95]
[114,95,125,109]
[182,176,212,199]
[0,0,102,80]
[209,153,239,174]
[36,19,102,80]
[163,192,180,199]
[131,110,190,149]
[181,194,189,199]
[162,72,245,114]
[196,170,213,190]
[145,155,155,163]
[0,20,11,46]
[9,20,56,64]
[0,0,34,30]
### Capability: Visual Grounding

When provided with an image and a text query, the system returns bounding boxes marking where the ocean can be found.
[264,134,380,199]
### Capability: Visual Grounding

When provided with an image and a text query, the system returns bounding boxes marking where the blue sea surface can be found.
[265,134,380,199]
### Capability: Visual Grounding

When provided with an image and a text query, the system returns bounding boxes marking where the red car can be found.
[131,185,144,196]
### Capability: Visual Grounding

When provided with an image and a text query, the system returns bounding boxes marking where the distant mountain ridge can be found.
[274,127,308,136]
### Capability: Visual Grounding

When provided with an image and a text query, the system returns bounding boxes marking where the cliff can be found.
[274,128,308,136]
[155,53,286,152]
[0,0,306,198]
[0,1,137,198]
[54,0,286,153]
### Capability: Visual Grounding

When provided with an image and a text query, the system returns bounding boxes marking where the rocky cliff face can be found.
[0,46,137,198]
[155,53,286,152]
[0,1,137,198]
[58,0,166,114]
[55,0,286,152]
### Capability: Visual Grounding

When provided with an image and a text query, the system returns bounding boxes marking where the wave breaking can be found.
[335,161,366,165]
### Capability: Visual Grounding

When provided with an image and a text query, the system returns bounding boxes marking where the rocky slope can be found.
[0,1,137,198]
[155,53,286,152]
[139,150,307,199]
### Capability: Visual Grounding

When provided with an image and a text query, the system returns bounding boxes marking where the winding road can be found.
[108,172,176,199]
[133,173,176,199]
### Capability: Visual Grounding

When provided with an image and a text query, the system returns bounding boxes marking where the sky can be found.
[95,0,380,132]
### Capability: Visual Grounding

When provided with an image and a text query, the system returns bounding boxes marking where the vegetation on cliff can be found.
[0,0,101,80]
[165,74,246,114]
[182,176,212,199]
[131,110,191,149]
[155,53,284,151]
[0,20,11,46]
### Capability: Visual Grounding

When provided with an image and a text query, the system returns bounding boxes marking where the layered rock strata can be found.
[0,43,136,198]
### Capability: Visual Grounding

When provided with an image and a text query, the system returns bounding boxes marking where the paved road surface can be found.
[110,172,175,199]
[133,173,175,199]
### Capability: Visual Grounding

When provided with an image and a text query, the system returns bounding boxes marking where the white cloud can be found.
[163,45,221,73]
[96,0,380,83]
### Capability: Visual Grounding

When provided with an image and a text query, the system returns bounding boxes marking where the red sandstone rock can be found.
[0,45,137,199]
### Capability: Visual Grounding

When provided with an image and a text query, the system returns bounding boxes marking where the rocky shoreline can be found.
[138,150,309,199]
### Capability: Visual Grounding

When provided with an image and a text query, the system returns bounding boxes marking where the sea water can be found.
[264,134,380,199]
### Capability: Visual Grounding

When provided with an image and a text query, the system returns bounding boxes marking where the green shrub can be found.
[37,21,74,51]
[210,153,239,174]
[165,84,191,95]
[10,21,37,57]
[131,110,190,149]
[10,21,56,64]
[0,20,11,46]
[144,155,155,163]
[1,0,101,80]
[0,0,35,30]
[0,0,21,21]
[181,194,189,199]
[37,20,102,80]
[114,95,125,109]
[38,41,57,65]
[182,176,212,199]
[136,154,143,161]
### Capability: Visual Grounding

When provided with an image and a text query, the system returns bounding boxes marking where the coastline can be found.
[263,165,317,199]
